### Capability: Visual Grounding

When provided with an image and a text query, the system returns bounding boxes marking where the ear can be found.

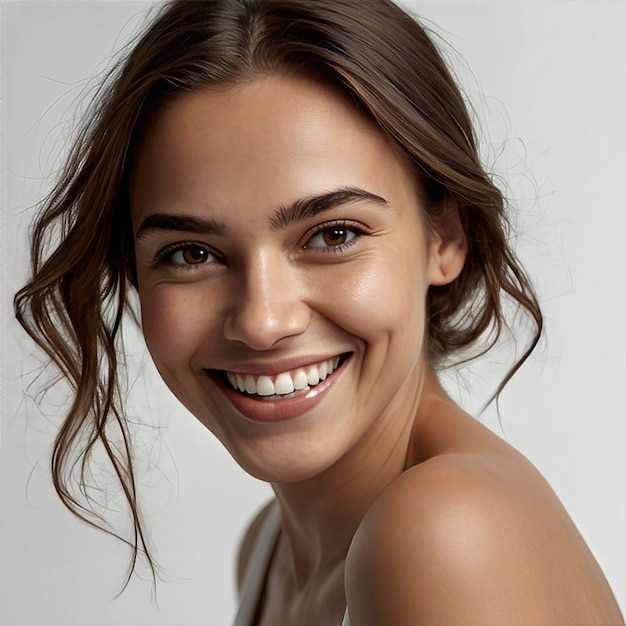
[426,203,467,286]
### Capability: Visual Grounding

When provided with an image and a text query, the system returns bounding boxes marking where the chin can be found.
[224,436,346,486]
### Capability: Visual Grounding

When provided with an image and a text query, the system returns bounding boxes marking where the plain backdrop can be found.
[1,1,624,624]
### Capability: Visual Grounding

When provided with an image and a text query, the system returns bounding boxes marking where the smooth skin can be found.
[131,74,624,626]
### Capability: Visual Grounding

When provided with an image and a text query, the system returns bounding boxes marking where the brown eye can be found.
[181,245,210,264]
[166,244,216,267]
[307,225,357,249]
[323,228,349,246]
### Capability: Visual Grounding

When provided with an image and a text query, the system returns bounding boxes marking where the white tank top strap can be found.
[232,501,350,625]
[233,503,281,626]
[342,607,351,625]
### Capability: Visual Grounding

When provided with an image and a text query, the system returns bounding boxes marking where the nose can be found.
[223,251,311,350]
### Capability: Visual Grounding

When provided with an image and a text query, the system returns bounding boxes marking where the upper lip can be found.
[203,353,350,377]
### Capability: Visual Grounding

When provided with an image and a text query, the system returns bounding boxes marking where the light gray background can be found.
[2,1,624,624]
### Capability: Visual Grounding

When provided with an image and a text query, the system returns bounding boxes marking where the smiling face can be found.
[130,74,462,482]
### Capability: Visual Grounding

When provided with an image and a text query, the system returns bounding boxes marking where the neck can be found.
[270,365,438,587]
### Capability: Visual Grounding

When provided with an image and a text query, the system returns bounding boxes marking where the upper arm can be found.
[345,455,623,626]
[236,498,276,593]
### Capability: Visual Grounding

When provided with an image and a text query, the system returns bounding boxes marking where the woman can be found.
[13,0,624,624]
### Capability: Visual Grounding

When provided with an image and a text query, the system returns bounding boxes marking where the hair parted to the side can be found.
[14,0,542,587]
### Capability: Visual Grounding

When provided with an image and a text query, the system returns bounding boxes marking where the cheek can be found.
[139,286,218,368]
[317,252,429,347]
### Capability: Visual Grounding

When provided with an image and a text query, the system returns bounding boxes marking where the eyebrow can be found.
[134,186,389,238]
[270,187,389,229]
[135,213,226,239]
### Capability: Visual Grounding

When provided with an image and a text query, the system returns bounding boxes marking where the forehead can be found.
[130,73,417,223]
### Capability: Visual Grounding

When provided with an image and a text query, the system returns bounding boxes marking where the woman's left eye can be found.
[305,225,359,250]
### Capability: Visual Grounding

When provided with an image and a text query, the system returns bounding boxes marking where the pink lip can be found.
[214,354,345,377]
[206,356,348,422]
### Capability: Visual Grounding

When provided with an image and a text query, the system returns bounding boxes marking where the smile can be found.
[224,356,341,400]
[206,353,351,422]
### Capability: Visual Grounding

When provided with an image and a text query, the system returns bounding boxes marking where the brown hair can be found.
[14,0,541,586]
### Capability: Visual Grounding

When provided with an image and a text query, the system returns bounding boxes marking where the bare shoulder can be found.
[236,498,277,593]
[345,451,624,626]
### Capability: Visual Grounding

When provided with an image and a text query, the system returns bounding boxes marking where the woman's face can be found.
[131,74,456,482]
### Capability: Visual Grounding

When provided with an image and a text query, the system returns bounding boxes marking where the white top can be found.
[233,503,350,625]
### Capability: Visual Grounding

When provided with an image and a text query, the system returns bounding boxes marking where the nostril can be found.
[222,298,311,349]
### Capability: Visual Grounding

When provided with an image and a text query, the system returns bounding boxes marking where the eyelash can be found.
[153,241,221,271]
[302,220,365,253]
[152,220,366,270]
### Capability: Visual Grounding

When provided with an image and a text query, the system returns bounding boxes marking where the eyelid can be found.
[153,240,222,270]
[301,219,367,252]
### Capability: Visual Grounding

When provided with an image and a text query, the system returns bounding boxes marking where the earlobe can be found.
[426,206,467,286]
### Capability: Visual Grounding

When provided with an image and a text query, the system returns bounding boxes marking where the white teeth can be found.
[274,372,295,395]
[307,365,319,386]
[236,373,245,391]
[293,370,309,390]
[244,375,256,395]
[256,376,274,396]
[319,360,328,380]
[225,356,344,398]
[226,372,238,389]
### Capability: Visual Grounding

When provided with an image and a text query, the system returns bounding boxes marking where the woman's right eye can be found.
[154,243,219,270]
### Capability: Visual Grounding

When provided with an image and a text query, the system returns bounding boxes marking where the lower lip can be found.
[207,361,346,423]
